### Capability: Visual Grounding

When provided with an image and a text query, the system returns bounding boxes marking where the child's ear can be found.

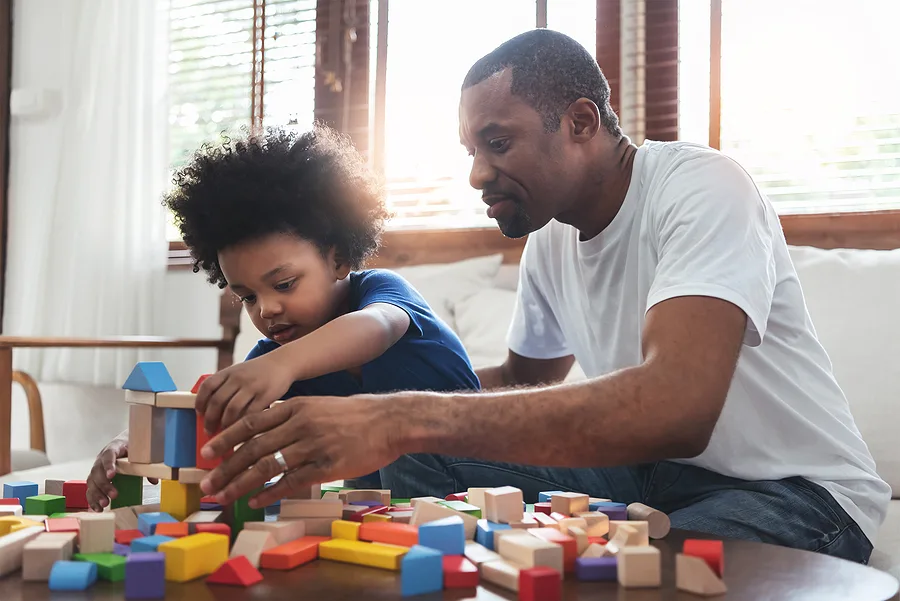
[328,248,352,280]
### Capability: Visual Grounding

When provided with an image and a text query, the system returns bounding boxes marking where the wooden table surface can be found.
[0,529,897,601]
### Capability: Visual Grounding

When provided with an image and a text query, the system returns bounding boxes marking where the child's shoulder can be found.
[350,268,417,291]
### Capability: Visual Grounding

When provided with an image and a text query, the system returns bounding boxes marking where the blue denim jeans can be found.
[380,454,873,564]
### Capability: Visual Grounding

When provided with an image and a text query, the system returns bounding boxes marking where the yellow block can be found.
[160,479,202,522]
[158,533,229,582]
[318,539,408,571]
[0,516,42,536]
[363,514,392,523]
[331,520,361,540]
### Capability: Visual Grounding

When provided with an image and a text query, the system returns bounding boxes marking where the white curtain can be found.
[3,0,170,386]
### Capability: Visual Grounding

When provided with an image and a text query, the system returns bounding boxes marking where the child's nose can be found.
[258,298,282,318]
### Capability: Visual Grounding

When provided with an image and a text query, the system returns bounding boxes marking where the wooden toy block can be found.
[125,551,166,599]
[229,529,277,568]
[191,374,212,393]
[445,492,468,502]
[160,479,201,521]
[532,512,558,529]
[484,486,524,524]
[549,511,569,523]
[359,521,418,547]
[388,509,414,524]
[5,517,43,534]
[280,517,337,537]
[132,503,162,515]
[3,481,38,506]
[114,542,131,556]
[443,554,479,588]
[112,507,140,530]
[342,504,368,520]
[207,554,263,587]
[410,498,478,539]
[318,538,408,570]
[557,516,588,536]
[111,474,143,508]
[242,520,304,545]
[44,479,65,497]
[349,505,390,523]
[409,496,444,507]
[527,527,577,572]
[21,514,47,523]
[617,545,661,588]
[176,468,211,485]
[533,502,552,515]
[193,523,231,538]
[481,558,521,592]
[116,529,144,545]
[684,539,724,577]
[496,530,564,574]
[550,492,589,516]
[322,491,340,501]
[440,499,482,517]
[23,533,74,581]
[48,559,98,591]
[463,540,501,566]
[77,512,116,553]
[124,390,156,406]
[341,489,392,506]
[676,552,728,596]
[364,513,392,523]
[154,522,189,538]
[627,502,671,539]
[466,487,491,512]
[0,504,22,516]
[72,551,127,582]
[138,512,178,536]
[538,491,565,503]
[0,525,45,576]
[520,565,562,601]
[122,362,177,392]
[131,535,175,553]
[576,555,617,581]
[158,532,230,582]
[604,523,636,555]
[510,512,539,529]
[589,501,627,520]
[0,497,20,505]
[581,542,611,558]
[575,511,610,537]
[567,526,589,555]
[401,544,443,596]
[609,520,649,546]
[45,516,80,537]
[279,498,343,519]
[155,391,196,409]
[184,510,223,524]
[331,519,361,540]
[259,535,329,570]
[475,518,512,551]
[163,408,197,468]
[128,404,166,464]
[224,489,265,534]
[282,483,321,499]
[418,515,466,555]
[116,459,178,481]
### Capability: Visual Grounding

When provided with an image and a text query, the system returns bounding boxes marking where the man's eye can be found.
[489,138,509,152]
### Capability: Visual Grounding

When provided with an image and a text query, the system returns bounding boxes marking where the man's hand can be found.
[86,434,159,512]
[195,353,296,435]
[198,396,400,508]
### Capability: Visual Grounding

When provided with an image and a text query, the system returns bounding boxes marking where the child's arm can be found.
[85,429,160,512]
[196,302,410,433]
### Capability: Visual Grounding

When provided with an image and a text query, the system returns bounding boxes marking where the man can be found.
[196,29,889,563]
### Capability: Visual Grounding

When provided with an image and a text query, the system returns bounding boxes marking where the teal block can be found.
[3,481,38,506]
[418,516,466,555]
[137,512,177,536]
[163,409,196,467]
[122,362,176,393]
[401,545,443,596]
[475,519,511,551]
[49,561,97,591]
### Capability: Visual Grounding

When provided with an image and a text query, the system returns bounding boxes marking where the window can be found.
[679,0,900,214]
[378,0,597,229]
[166,0,316,240]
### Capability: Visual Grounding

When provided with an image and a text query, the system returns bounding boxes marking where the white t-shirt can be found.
[508,140,891,544]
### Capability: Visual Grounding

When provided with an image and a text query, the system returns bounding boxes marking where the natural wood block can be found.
[567,526,589,555]
[23,533,74,581]
[76,512,115,554]
[466,488,491,512]
[483,486,524,524]
[581,542,611,558]
[155,391,196,409]
[124,390,156,406]
[177,468,211,485]
[527,528,577,571]
[111,507,139,531]
[278,517,336,537]
[481,558,521,592]
[496,530,564,574]
[322,491,340,501]
[409,496,444,507]
[0,525,45,577]
[605,524,636,555]
[184,510,223,524]
[627,503,671,539]
[557,517,587,536]
[683,539,725,577]
[510,513,539,529]
[388,509,414,524]
[676,553,728,596]
[463,541,501,566]
[532,512,559,529]
[617,546,661,588]
[243,521,305,546]
[610,520,649,546]
[128,404,165,464]
[410,500,478,539]
[116,459,177,481]
[341,489,391,506]
[279,499,343,519]
[575,511,610,537]
[550,492,589,516]
[44,480,65,497]
[230,529,277,568]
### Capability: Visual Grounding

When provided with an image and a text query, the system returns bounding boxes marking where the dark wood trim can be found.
[596,0,621,116]
[643,0,679,141]
[779,211,900,251]
[0,0,11,333]
[709,0,722,150]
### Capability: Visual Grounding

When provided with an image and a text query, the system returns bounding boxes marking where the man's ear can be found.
[565,98,601,142]
[328,247,352,280]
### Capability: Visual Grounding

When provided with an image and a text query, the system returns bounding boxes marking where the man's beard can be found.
[495,202,533,239]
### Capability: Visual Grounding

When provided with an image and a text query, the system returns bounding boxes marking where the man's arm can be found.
[476,351,576,390]
[398,295,746,466]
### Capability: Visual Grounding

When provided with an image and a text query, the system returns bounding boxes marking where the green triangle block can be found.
[73,553,126,582]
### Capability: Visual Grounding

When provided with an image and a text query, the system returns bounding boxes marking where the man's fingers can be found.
[249,464,323,509]
[220,390,256,432]
[202,378,241,434]
[201,404,290,462]
[211,465,272,507]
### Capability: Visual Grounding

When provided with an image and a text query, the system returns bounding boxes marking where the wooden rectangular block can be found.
[411,499,478,539]
[484,486,524,524]
[567,526,589,555]
[676,553,727,596]
[160,480,201,521]
[481,558,521,592]
[128,404,166,464]
[23,533,75,581]
[609,520,649,547]
[363,513,392,523]
[528,528,577,571]
[177,468,211,485]
[0,505,22,517]
[532,512,559,529]
[279,498,343,519]
[155,391,196,409]
[278,517,336,537]
[243,520,305,545]
[77,512,115,554]
[229,529,277,568]
[550,492,589,516]
[331,520,361,540]
[466,488,491,512]
[341,489,391,506]
[0,526,46,577]
[575,512,610,537]
[259,536,329,570]
[44,480,65,497]
[463,540,501,566]
[154,522,190,538]
[557,517,588,536]
[163,408,196,468]
[125,390,156,406]
[359,522,418,548]
[409,496,444,507]
[617,546,661,588]
[184,510,223,524]
[111,507,139,531]
[116,459,177,481]
[158,532,229,582]
[388,509,414,524]
[497,530,564,574]
[318,539,408,571]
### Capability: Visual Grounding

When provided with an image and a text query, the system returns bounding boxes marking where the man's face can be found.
[459,69,572,238]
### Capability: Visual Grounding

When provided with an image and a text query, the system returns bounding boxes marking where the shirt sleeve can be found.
[356,270,428,337]
[507,235,571,360]
[646,151,777,347]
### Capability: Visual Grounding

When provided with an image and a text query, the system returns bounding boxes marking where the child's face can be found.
[218,233,351,345]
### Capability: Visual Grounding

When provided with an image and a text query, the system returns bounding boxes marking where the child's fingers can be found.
[148,478,159,485]
[203,378,241,435]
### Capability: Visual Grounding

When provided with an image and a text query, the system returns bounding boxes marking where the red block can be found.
[46,517,80,536]
[155,522,190,538]
[683,539,724,577]
[62,480,88,509]
[0,498,21,505]
[350,505,388,522]
[206,555,263,587]
[260,536,330,570]
[443,555,479,588]
[194,523,231,539]
[519,566,561,601]
[528,529,577,573]
[533,502,552,515]
[191,374,212,394]
[444,492,468,502]
[201,495,217,504]
[587,536,608,546]
[115,529,143,545]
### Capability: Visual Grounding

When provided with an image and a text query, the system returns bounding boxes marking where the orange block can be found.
[587,536,608,546]
[155,522,190,538]
[259,536,330,570]
[528,528,577,572]
[358,522,418,548]
[194,523,231,539]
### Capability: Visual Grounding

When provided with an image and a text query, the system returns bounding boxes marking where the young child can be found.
[85,125,480,511]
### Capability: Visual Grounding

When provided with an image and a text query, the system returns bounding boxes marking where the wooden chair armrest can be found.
[0,335,228,349]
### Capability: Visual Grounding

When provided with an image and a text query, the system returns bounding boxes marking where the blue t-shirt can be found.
[245,269,480,397]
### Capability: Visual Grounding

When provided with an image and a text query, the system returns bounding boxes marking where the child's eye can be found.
[240,294,257,304]
[274,279,295,292]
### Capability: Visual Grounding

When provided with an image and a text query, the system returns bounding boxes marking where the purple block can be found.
[576,556,618,581]
[125,552,165,599]
[350,500,384,508]
[200,502,222,511]
[114,543,131,557]
[589,502,627,521]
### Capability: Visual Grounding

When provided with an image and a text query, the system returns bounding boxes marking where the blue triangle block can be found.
[122,362,177,392]
[401,545,443,596]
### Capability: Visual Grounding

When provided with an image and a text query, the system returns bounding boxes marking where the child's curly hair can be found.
[164,124,389,288]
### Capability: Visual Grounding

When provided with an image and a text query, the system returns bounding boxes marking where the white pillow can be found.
[392,253,503,331]
[789,245,900,496]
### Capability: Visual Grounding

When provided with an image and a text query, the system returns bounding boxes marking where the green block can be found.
[49,512,71,518]
[228,488,265,537]
[391,498,410,506]
[526,504,535,513]
[320,484,352,494]
[73,552,126,582]
[439,500,482,518]
[25,494,66,516]
[111,473,143,508]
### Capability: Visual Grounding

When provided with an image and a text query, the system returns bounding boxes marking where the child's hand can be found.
[86,434,158,512]
[195,353,295,435]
